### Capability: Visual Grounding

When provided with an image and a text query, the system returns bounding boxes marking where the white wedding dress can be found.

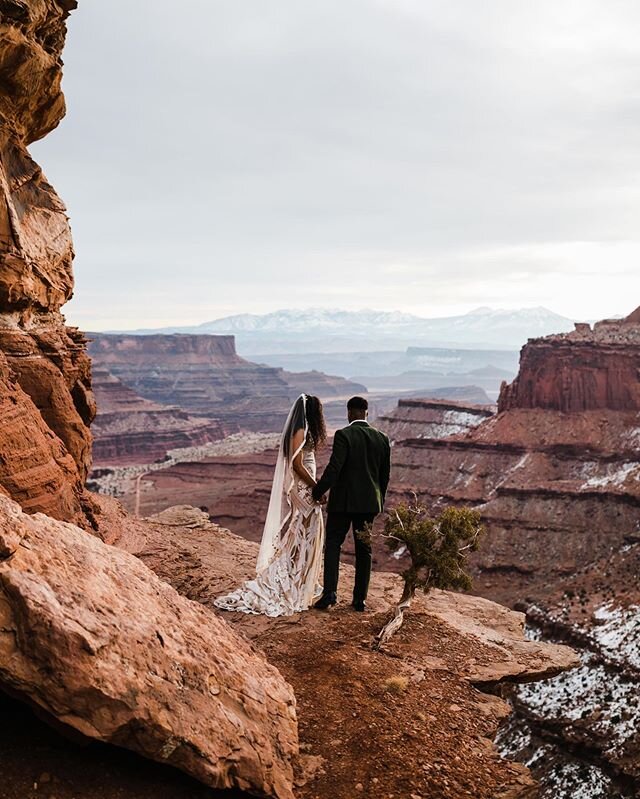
[214,400,325,617]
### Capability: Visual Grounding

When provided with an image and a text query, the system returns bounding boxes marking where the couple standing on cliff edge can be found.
[214,395,391,617]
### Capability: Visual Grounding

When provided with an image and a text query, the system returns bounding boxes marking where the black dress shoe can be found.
[352,600,367,612]
[314,593,337,610]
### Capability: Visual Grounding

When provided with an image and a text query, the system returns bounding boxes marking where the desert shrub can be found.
[383,500,483,602]
[383,675,409,694]
[372,497,483,648]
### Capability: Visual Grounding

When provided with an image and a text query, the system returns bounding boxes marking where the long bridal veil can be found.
[256,394,309,573]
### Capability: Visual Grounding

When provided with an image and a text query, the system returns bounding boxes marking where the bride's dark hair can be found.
[305,395,327,450]
[282,394,327,458]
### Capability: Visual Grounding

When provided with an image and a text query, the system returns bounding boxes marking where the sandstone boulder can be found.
[0,494,298,798]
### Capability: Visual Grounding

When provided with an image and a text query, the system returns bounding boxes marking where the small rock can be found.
[355,783,364,791]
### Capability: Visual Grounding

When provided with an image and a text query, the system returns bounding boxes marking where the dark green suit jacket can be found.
[313,421,391,514]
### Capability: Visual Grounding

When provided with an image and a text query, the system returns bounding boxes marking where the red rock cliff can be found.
[498,307,640,412]
[387,307,640,601]
[88,333,366,432]
[0,0,96,525]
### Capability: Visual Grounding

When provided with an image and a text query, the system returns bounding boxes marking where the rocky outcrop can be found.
[0,348,93,523]
[105,499,577,799]
[0,493,298,798]
[498,308,640,413]
[377,398,494,443]
[0,0,95,523]
[91,368,227,466]
[88,333,365,432]
[387,408,640,599]
[386,308,640,601]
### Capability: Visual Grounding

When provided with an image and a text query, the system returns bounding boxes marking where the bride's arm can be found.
[291,428,316,488]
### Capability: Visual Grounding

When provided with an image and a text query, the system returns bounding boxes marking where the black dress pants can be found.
[323,512,376,602]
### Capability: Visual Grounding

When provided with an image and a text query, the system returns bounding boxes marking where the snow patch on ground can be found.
[513,648,639,762]
[582,462,640,489]
[592,603,640,671]
[529,749,617,799]
[626,426,640,447]
[497,716,626,799]
[416,410,486,440]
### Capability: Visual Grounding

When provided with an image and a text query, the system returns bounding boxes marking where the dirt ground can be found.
[0,501,575,799]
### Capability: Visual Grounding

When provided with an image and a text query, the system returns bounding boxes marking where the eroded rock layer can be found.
[501,541,640,795]
[377,398,494,443]
[0,0,95,523]
[385,309,640,795]
[88,333,366,432]
[0,494,298,798]
[388,309,640,600]
[91,368,227,466]
[499,310,640,413]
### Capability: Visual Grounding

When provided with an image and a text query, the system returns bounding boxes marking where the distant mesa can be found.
[499,303,640,413]
[88,332,366,432]
[625,305,640,324]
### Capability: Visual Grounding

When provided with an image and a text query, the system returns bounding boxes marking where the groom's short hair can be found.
[347,396,368,412]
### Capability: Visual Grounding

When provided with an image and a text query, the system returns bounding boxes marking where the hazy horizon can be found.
[89,303,622,334]
[32,1,639,330]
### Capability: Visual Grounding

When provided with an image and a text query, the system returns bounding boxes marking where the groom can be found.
[312,396,391,612]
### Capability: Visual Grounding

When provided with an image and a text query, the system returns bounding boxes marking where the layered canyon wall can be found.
[88,332,366,432]
[386,310,640,793]
[91,367,228,466]
[499,313,640,413]
[377,398,494,442]
[387,309,640,601]
[0,0,96,526]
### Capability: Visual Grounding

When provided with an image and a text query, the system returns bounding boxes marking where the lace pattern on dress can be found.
[213,447,324,617]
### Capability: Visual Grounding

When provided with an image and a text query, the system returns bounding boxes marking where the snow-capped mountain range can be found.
[115,306,576,354]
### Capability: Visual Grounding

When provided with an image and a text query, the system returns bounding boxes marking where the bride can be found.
[214,394,327,617]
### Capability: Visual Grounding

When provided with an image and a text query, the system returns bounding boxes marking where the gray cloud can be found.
[33,0,639,328]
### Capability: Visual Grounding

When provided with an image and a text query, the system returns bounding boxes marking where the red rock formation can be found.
[377,398,494,443]
[88,333,366,432]
[0,349,91,522]
[386,308,640,601]
[0,0,95,524]
[91,368,227,466]
[498,307,640,413]
[0,494,298,799]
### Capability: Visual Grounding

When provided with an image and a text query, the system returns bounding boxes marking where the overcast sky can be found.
[33,0,638,329]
